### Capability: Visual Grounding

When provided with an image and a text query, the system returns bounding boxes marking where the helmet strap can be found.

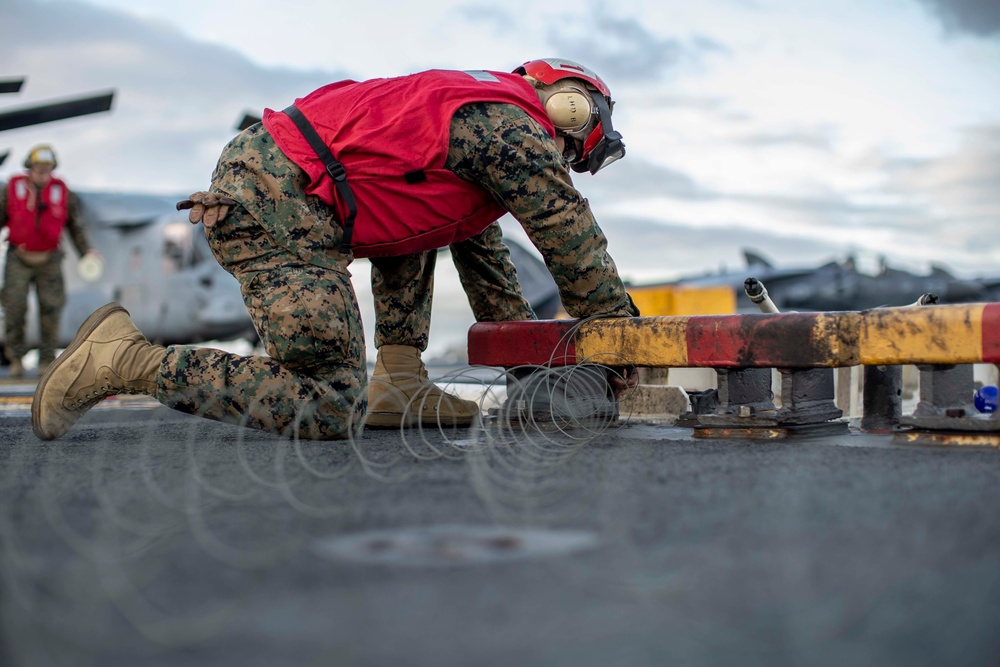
[583,93,625,174]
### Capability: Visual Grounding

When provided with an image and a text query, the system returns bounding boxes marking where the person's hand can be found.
[607,365,638,399]
[175,191,237,228]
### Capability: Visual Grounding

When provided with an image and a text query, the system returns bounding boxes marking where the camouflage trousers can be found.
[1,249,65,364]
[368,222,535,351]
[152,123,533,439]
[153,124,367,440]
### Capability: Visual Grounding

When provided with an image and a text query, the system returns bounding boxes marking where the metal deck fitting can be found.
[468,304,1000,443]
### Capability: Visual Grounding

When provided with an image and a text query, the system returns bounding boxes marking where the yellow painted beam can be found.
[859,304,985,365]
[576,317,691,367]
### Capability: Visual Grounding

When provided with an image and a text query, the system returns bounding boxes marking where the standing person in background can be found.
[0,145,100,378]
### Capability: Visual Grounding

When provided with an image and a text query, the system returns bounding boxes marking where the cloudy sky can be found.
[2,0,1000,356]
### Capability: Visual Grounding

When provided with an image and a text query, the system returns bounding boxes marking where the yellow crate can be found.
[626,284,736,316]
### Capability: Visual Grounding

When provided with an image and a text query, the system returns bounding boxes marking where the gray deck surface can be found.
[1,392,998,667]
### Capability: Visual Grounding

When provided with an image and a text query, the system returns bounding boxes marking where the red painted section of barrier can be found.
[685,315,748,367]
[983,303,1000,364]
[685,313,840,368]
[468,320,579,367]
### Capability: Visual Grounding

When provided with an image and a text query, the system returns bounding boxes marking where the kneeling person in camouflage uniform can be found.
[32,58,638,441]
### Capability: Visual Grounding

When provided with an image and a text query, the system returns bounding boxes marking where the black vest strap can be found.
[282,104,356,253]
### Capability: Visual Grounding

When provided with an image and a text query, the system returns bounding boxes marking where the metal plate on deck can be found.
[312,525,601,566]
[894,430,1000,448]
[692,420,850,440]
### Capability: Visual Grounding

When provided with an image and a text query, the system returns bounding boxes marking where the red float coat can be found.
[5,174,71,252]
[262,69,556,257]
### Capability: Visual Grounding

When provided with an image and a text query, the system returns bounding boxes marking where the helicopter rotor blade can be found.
[0,79,26,95]
[0,91,114,132]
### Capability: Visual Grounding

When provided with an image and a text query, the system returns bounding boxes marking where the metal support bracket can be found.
[896,363,1000,446]
[679,367,846,439]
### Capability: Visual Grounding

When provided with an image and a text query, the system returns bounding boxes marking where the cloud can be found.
[582,153,922,231]
[575,156,710,201]
[916,0,1000,37]
[544,6,727,82]
[883,123,1000,255]
[563,213,860,285]
[729,126,836,152]
[574,141,999,279]
[453,5,514,32]
[4,0,1000,286]
[1,0,350,192]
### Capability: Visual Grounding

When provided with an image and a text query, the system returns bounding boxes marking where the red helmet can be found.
[514,58,625,174]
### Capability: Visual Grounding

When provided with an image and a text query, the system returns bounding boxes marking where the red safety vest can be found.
[262,69,556,257]
[5,174,70,252]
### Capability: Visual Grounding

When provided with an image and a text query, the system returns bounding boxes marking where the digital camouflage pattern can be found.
[1,251,66,364]
[370,219,536,350]
[198,123,348,279]
[156,262,367,440]
[446,103,636,320]
[156,101,636,439]
[154,124,366,439]
[0,187,90,364]
[374,102,636,350]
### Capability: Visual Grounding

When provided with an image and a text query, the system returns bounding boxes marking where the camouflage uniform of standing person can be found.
[31,58,639,441]
[0,145,99,378]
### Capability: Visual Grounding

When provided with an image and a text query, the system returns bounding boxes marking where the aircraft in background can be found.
[0,76,114,166]
[0,191,254,349]
[661,249,1000,312]
[6,95,995,351]
[69,192,252,343]
[506,241,1000,316]
[0,76,249,350]
[0,196,558,351]
[12,192,1000,353]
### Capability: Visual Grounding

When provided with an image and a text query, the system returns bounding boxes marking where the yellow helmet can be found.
[24,144,58,169]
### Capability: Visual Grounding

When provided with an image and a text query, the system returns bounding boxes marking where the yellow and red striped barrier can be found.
[859,303,1000,365]
[468,303,1000,368]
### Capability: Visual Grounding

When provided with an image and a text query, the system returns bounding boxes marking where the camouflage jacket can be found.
[446,102,638,319]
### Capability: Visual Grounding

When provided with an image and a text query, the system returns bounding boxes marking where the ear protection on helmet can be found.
[542,86,594,134]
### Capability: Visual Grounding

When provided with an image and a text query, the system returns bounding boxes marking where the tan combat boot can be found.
[366,345,480,427]
[32,303,166,440]
[8,358,24,379]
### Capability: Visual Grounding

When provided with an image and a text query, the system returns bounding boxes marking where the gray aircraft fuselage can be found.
[1,191,253,348]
